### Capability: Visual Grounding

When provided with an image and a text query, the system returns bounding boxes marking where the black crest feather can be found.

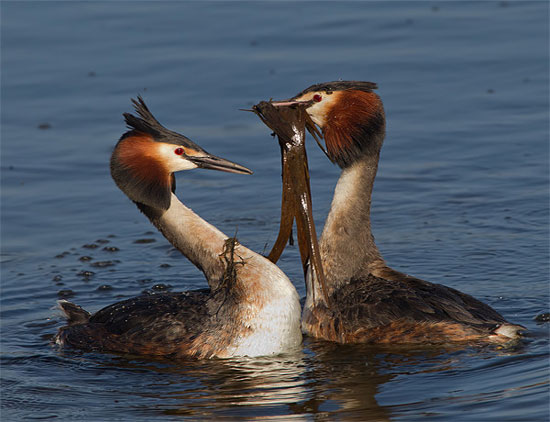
[294,81,378,99]
[122,95,164,138]
[121,96,199,148]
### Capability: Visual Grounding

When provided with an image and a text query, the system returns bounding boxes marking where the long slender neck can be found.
[141,193,228,290]
[315,153,388,295]
[140,192,300,304]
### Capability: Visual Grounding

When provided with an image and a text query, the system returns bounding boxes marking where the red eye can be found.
[174,148,184,155]
[313,94,322,103]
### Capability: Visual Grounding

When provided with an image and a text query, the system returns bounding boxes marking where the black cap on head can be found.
[294,81,378,99]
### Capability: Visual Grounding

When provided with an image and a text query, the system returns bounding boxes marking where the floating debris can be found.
[137,278,153,284]
[90,261,116,268]
[134,238,156,244]
[57,289,75,298]
[534,312,550,323]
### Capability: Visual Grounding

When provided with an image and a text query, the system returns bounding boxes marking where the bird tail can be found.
[493,323,525,340]
[57,300,91,325]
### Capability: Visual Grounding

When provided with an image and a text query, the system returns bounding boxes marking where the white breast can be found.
[224,253,302,357]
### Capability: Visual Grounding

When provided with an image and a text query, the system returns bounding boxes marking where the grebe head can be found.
[111,96,252,210]
[272,81,386,168]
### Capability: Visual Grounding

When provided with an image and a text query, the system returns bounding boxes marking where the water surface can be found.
[2,2,548,420]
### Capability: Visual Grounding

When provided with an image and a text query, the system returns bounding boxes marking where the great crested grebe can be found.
[256,81,524,344]
[55,97,302,358]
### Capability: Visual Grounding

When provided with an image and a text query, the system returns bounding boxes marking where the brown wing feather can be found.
[56,291,230,358]
[303,274,508,344]
[337,275,505,327]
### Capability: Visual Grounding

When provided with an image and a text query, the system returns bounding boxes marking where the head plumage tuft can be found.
[111,96,181,214]
[288,81,384,168]
[295,81,378,99]
[120,96,200,150]
[122,95,166,139]
[312,85,385,169]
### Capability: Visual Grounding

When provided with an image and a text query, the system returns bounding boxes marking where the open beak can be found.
[187,153,253,175]
[252,101,331,306]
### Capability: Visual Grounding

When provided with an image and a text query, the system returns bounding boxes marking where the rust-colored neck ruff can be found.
[116,134,170,187]
[323,91,385,168]
[111,133,173,211]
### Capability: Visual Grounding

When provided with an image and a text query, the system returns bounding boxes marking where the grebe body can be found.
[264,81,523,345]
[55,97,301,358]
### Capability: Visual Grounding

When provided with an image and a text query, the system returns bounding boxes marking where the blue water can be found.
[2,2,548,420]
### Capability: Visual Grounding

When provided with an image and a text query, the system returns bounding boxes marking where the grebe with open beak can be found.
[254,81,524,344]
[55,97,302,358]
